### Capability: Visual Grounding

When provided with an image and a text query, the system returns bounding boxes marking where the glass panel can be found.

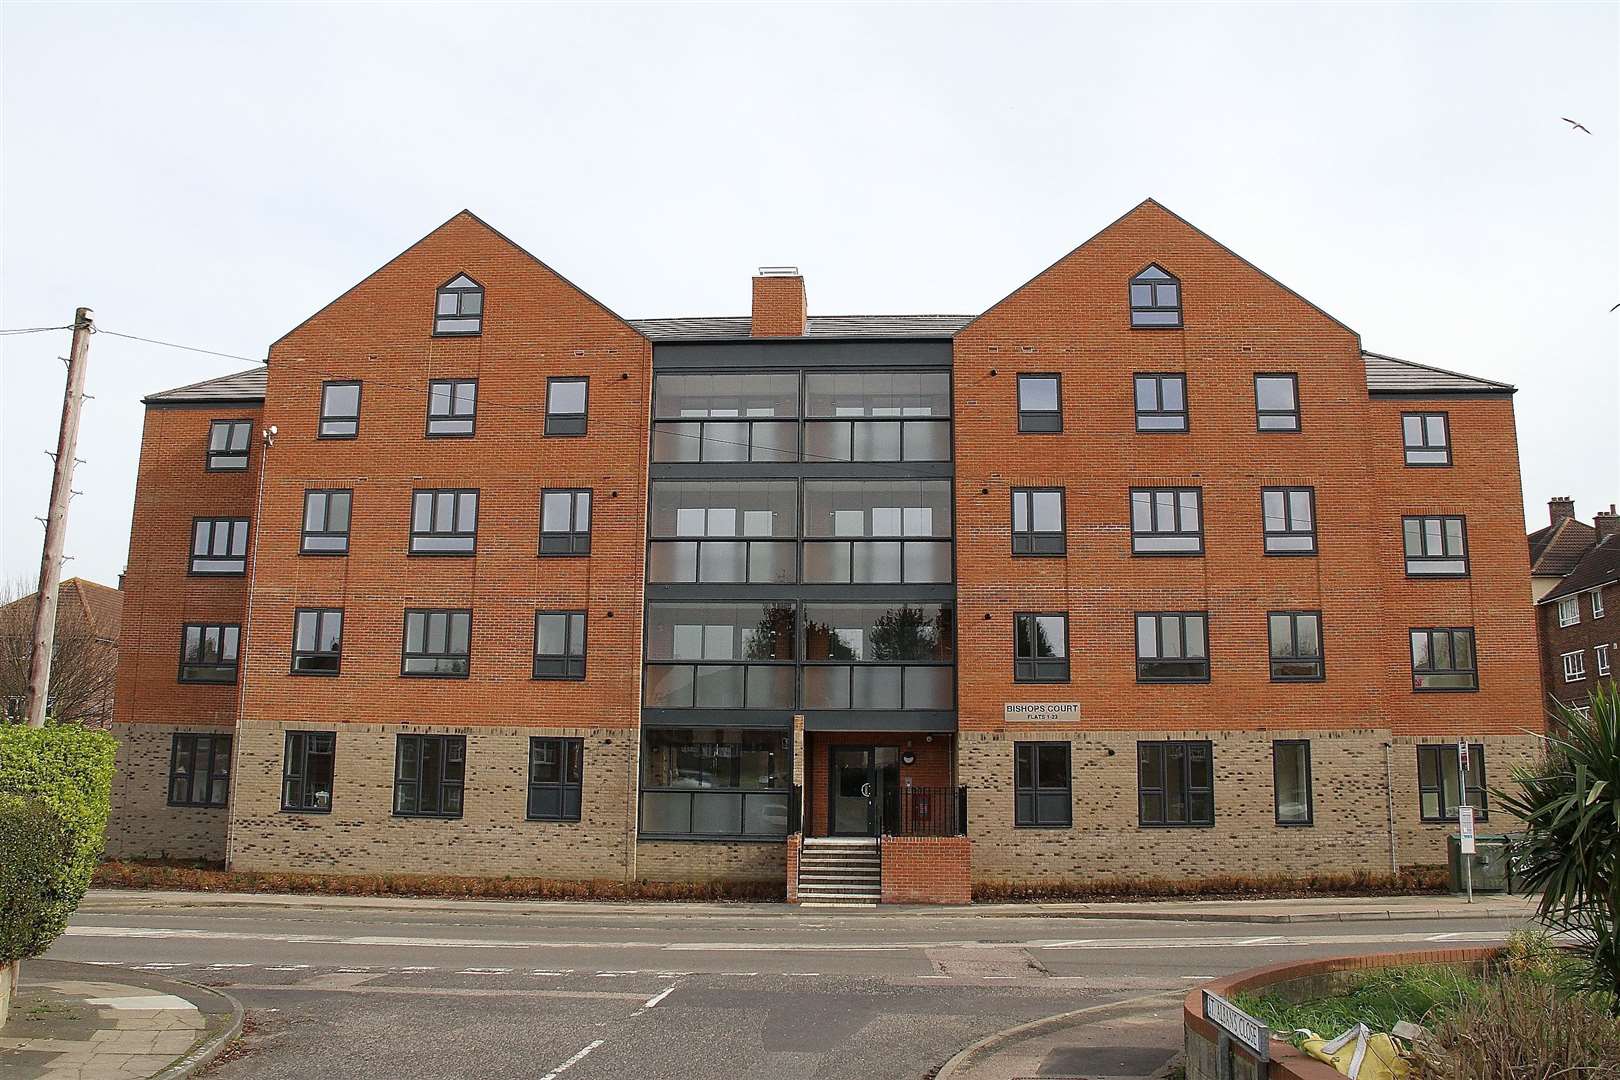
[850,542,902,583]
[324,383,359,416]
[851,421,901,461]
[1296,615,1320,658]
[802,421,851,463]
[548,380,587,414]
[801,542,851,584]
[693,665,745,708]
[802,666,850,709]
[744,665,794,708]
[644,665,695,708]
[641,791,690,834]
[655,373,799,419]
[1402,415,1423,446]
[1136,615,1157,659]
[1161,377,1184,411]
[747,541,796,584]
[1426,415,1447,446]
[1269,615,1292,658]
[1287,491,1311,530]
[805,371,949,417]
[850,666,902,709]
[1256,376,1295,411]
[652,423,702,462]
[750,420,798,462]
[698,542,747,583]
[903,666,952,709]
[905,420,951,461]
[1019,377,1059,413]
[1031,491,1062,532]
[701,422,749,462]
[903,541,951,583]
[743,792,790,836]
[1012,491,1029,533]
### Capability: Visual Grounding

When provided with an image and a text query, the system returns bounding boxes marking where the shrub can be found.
[1232,965,1482,1039]
[971,866,1447,903]
[0,724,117,962]
[1412,974,1620,1079]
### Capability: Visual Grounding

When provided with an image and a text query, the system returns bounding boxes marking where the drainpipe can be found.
[1383,740,1398,875]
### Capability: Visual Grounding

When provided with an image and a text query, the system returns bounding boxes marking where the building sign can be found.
[1202,990,1271,1062]
[1003,702,1080,722]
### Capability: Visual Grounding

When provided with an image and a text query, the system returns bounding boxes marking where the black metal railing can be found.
[888,785,969,837]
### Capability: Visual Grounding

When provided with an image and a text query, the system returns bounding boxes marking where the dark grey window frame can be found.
[1403,515,1469,578]
[1417,743,1488,822]
[1013,741,1073,827]
[188,517,249,576]
[1016,373,1062,433]
[1014,612,1069,683]
[1410,627,1478,691]
[527,737,583,822]
[1254,373,1300,432]
[1130,487,1204,556]
[637,727,793,840]
[318,380,361,439]
[1136,612,1211,683]
[392,734,466,818]
[402,608,472,678]
[206,419,252,471]
[300,489,351,555]
[1402,411,1452,466]
[1137,739,1214,827]
[1262,487,1317,556]
[1272,739,1314,826]
[533,610,587,680]
[1129,264,1183,329]
[409,488,478,556]
[643,600,801,711]
[290,608,343,676]
[167,732,231,808]
[1268,610,1324,682]
[1011,487,1066,556]
[540,489,592,556]
[281,730,335,813]
[178,623,240,684]
[1134,372,1188,432]
[545,376,589,436]
[426,378,478,437]
[432,274,483,337]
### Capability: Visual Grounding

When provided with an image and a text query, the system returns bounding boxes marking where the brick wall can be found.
[1536,589,1616,709]
[881,836,970,904]
[105,721,232,861]
[635,838,786,882]
[803,732,953,836]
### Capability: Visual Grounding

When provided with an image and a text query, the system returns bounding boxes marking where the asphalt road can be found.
[45,896,1528,1080]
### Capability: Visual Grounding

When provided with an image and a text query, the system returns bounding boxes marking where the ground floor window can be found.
[1417,743,1487,822]
[394,734,466,818]
[1272,740,1312,825]
[639,728,791,838]
[1013,742,1072,827]
[168,733,231,807]
[528,737,583,821]
[1137,740,1213,826]
[282,731,335,812]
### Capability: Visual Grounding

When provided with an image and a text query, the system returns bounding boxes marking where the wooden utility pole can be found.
[24,308,94,728]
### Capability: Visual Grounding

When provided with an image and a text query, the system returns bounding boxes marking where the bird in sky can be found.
[1562,117,1592,134]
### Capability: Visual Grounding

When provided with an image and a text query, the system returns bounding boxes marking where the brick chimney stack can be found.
[751,267,806,337]
[1595,504,1619,543]
[1549,496,1576,526]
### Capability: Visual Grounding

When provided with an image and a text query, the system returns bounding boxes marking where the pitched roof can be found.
[1362,351,1515,395]
[1539,534,1620,603]
[0,577,122,642]
[1528,517,1599,577]
[144,366,267,405]
[628,314,971,341]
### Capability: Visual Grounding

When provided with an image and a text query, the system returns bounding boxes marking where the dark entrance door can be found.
[828,746,901,836]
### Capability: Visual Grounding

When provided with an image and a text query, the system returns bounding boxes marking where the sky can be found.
[2,2,1617,589]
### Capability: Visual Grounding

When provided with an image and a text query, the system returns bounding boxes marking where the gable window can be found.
[1269,611,1324,681]
[1557,595,1580,627]
[527,737,583,821]
[1410,627,1477,691]
[291,608,343,675]
[1134,373,1187,431]
[1014,742,1072,827]
[301,489,351,554]
[393,734,465,817]
[410,489,477,555]
[1254,374,1300,432]
[1014,613,1069,682]
[402,609,471,677]
[167,733,231,808]
[179,623,240,683]
[427,379,477,436]
[1597,643,1611,676]
[546,377,588,436]
[1011,488,1065,555]
[433,274,483,336]
[1273,740,1313,825]
[206,419,252,471]
[1138,740,1213,826]
[1262,487,1317,555]
[1402,412,1450,466]
[1594,589,1607,619]
[534,611,586,680]
[1563,650,1587,682]
[1418,743,1487,822]
[318,381,361,439]
[1016,374,1061,433]
[1131,487,1202,554]
[281,731,335,813]
[1129,264,1182,328]
[540,489,591,555]
[1136,612,1209,682]
[1403,515,1468,577]
[190,517,248,575]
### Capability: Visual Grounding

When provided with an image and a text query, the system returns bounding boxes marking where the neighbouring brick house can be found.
[2,577,122,725]
[1531,501,1618,712]
[106,200,1545,902]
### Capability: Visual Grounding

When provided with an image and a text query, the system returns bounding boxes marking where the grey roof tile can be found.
[1362,351,1515,395]
[629,314,972,341]
[1539,534,1620,603]
[144,366,267,404]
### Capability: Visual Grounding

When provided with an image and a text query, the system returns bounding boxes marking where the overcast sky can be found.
[3,2,1616,589]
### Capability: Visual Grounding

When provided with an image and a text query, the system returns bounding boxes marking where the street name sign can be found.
[1202,990,1271,1062]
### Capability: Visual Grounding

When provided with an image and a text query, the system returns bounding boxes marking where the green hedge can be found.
[0,724,117,963]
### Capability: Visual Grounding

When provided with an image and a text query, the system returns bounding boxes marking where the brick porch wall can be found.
[881,836,971,904]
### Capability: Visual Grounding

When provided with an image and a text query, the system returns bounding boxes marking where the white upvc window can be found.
[1593,588,1607,619]
[1563,650,1586,682]
[1558,596,1580,628]
[1597,644,1611,676]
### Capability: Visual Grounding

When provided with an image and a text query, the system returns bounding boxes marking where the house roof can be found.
[628,314,972,341]
[1539,534,1620,604]
[144,366,268,405]
[1361,351,1516,395]
[1528,517,1599,578]
[1,577,122,642]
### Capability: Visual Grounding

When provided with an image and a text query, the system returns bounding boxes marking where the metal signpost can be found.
[1203,990,1270,1079]
[1458,739,1474,903]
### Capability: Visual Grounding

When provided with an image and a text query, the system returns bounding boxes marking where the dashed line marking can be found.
[642,985,676,1008]
[540,1039,605,1080]
[457,967,513,975]
[1239,936,1283,945]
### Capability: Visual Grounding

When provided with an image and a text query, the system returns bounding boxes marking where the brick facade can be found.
[880,836,971,904]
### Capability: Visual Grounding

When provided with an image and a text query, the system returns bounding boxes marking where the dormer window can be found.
[434,274,483,336]
[1129,264,1182,328]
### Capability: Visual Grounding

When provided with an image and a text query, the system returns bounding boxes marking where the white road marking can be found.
[208,963,253,969]
[642,985,676,1008]
[1181,975,1215,980]
[917,975,951,979]
[540,1039,605,1080]
[1426,932,1462,941]
[266,965,310,971]
[789,972,821,976]
[457,967,513,975]
[528,969,570,976]
[1238,936,1283,945]
[132,962,189,969]
[397,966,436,973]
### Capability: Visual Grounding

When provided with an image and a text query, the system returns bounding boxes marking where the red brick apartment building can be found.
[1529,500,1617,712]
[107,201,1544,903]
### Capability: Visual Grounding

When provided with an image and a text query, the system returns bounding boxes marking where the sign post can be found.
[1458,738,1474,903]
